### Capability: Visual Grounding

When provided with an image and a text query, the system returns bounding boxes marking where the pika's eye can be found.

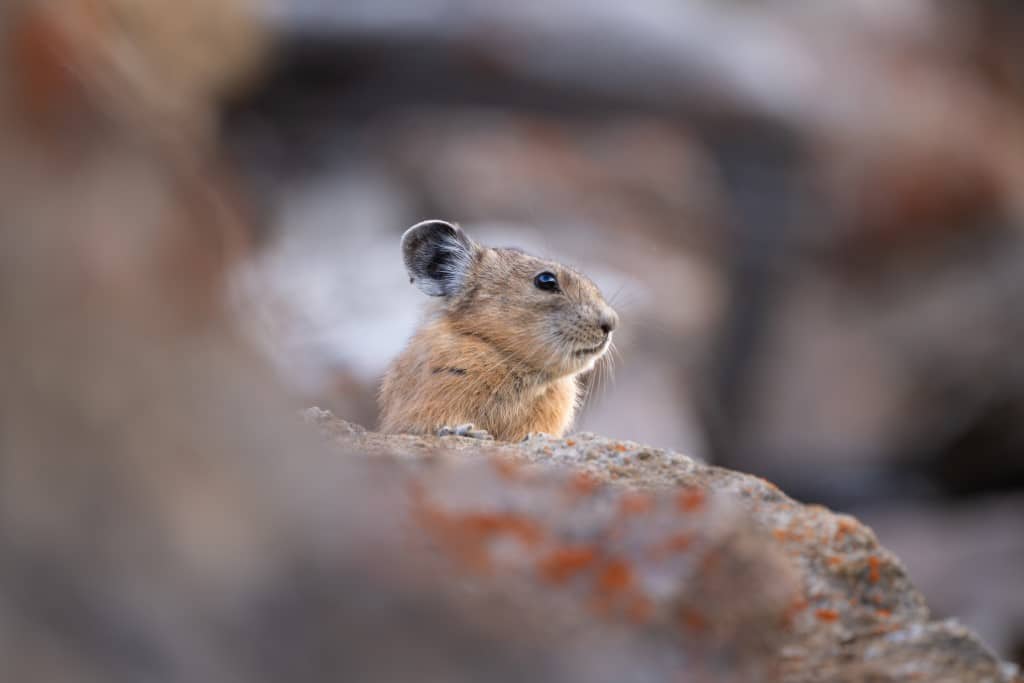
[534,271,560,292]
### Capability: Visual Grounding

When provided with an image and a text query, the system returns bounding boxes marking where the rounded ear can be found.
[401,220,478,297]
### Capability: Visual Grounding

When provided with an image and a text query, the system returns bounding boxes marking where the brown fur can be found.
[379,225,618,441]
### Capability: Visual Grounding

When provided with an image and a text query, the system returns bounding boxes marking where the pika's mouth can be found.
[573,340,608,358]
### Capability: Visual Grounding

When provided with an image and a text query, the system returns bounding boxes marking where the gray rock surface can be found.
[306,409,1022,683]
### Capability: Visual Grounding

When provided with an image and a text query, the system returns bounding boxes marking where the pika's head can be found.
[402,220,618,378]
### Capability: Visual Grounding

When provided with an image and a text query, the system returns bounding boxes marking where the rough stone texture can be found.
[858,497,1024,660]
[305,409,1022,683]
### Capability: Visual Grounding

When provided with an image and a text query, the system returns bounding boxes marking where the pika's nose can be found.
[599,309,619,335]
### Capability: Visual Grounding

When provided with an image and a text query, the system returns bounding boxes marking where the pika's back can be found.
[379,221,618,441]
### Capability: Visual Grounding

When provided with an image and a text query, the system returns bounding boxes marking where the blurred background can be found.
[222,0,1024,663]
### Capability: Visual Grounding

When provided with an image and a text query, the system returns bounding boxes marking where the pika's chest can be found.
[489,373,557,402]
[496,375,577,418]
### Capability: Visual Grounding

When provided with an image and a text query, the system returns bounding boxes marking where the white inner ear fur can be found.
[402,220,476,297]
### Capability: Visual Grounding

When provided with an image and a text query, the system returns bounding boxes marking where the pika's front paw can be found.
[437,423,494,440]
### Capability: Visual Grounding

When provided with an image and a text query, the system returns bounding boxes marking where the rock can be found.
[859,496,1024,661]
[308,411,1022,683]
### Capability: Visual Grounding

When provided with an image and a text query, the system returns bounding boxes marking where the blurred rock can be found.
[308,411,1022,683]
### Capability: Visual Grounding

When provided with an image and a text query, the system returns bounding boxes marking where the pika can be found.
[379,220,618,442]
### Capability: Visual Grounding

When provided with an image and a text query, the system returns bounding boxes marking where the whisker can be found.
[608,282,627,307]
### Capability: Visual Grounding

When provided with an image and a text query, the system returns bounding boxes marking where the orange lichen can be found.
[614,443,629,453]
[826,555,843,567]
[411,508,493,573]
[539,546,598,584]
[619,492,654,515]
[567,471,601,497]
[868,555,882,583]
[650,532,694,560]
[781,597,809,628]
[565,439,577,447]
[10,4,85,124]
[596,559,634,597]
[834,518,858,543]
[773,529,790,542]
[491,457,521,480]
[676,488,706,512]
[876,608,892,619]
[411,484,546,573]
[458,513,544,547]
[680,609,708,633]
[815,609,840,622]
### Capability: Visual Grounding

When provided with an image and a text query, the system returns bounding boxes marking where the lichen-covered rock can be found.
[307,411,1022,683]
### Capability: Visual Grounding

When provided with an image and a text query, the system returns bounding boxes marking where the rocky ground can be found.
[305,408,1021,683]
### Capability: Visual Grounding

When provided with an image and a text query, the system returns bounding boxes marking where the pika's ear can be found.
[401,220,478,297]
